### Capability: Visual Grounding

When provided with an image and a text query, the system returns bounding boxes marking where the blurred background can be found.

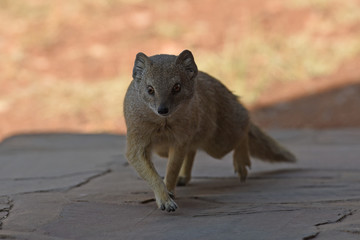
[1,0,360,140]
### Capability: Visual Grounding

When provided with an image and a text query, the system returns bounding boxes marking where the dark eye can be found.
[147,85,155,95]
[172,83,181,93]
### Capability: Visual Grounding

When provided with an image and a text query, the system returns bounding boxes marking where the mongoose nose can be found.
[157,106,169,115]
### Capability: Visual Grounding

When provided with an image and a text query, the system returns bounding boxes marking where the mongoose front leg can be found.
[233,136,251,182]
[164,146,187,195]
[177,150,196,186]
[126,138,177,212]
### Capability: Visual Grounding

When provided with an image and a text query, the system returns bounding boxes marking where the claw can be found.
[158,198,178,212]
[168,191,175,199]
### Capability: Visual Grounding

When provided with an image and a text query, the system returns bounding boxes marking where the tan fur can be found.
[124,50,296,212]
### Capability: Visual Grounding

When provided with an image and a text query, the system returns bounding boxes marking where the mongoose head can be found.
[132,49,198,117]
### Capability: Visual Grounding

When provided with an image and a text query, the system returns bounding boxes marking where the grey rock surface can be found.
[0,130,359,240]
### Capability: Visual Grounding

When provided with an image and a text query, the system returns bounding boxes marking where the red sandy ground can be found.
[0,0,359,140]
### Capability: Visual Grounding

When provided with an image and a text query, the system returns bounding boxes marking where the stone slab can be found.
[0,130,359,240]
[0,134,126,195]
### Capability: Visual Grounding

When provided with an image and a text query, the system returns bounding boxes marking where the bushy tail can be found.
[248,123,296,163]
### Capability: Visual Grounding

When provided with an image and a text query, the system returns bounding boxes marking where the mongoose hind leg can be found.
[233,136,251,182]
[177,150,196,186]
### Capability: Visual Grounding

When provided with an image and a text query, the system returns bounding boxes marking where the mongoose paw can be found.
[156,192,178,212]
[234,162,249,182]
[160,198,178,212]
[236,167,248,182]
[177,176,190,186]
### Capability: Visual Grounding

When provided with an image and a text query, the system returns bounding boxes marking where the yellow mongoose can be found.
[124,50,296,212]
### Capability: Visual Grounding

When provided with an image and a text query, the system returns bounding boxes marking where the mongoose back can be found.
[124,49,296,212]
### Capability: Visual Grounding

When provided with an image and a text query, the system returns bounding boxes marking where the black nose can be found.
[157,106,169,115]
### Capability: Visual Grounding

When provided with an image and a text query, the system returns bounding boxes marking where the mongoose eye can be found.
[172,83,181,93]
[147,85,155,95]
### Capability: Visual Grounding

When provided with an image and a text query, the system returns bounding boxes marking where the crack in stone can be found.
[275,198,360,205]
[193,207,301,218]
[140,198,155,204]
[0,196,14,230]
[314,209,355,226]
[190,196,223,204]
[16,169,113,195]
[302,232,320,240]
[340,229,360,235]
[302,209,356,240]
[65,169,112,191]
[0,170,109,181]
[0,234,16,239]
[131,208,157,233]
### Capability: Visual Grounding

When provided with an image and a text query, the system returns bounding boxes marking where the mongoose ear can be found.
[176,50,198,80]
[133,52,150,80]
